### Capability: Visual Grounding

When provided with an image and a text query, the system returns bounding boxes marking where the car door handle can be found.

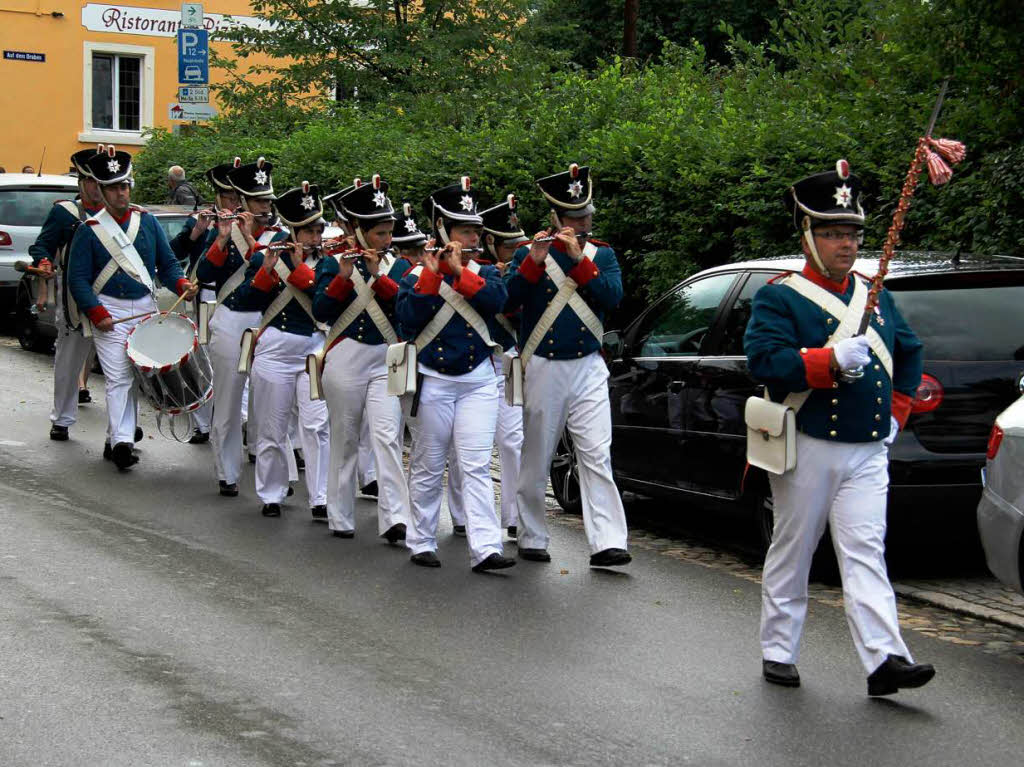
[668,380,686,393]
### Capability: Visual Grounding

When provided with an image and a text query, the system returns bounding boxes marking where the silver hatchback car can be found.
[977,393,1024,594]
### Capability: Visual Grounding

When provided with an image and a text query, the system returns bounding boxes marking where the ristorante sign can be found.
[81,4,272,38]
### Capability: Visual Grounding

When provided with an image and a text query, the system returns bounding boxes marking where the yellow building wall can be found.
[0,0,272,173]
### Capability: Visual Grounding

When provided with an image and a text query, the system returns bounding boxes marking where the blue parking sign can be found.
[177,28,209,84]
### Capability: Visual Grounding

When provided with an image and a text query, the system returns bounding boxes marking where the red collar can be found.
[84,206,102,216]
[801,263,848,294]
[110,208,132,225]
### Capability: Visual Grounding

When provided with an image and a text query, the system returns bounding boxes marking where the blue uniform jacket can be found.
[195,226,288,312]
[29,199,97,266]
[169,216,210,277]
[234,246,320,336]
[504,239,622,360]
[67,207,186,321]
[312,255,401,347]
[396,262,508,375]
[743,267,924,443]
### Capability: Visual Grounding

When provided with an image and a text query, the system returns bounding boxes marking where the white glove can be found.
[832,336,871,372]
[883,416,900,446]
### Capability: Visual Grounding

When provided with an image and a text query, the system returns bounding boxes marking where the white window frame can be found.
[79,41,155,146]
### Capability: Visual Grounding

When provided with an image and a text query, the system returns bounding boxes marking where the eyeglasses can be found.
[815,230,864,244]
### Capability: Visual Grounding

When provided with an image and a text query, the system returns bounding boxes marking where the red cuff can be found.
[325,274,354,301]
[892,391,914,429]
[252,266,279,292]
[371,274,399,301]
[206,241,228,267]
[175,278,190,296]
[414,268,443,295]
[287,262,316,290]
[568,256,599,286]
[453,268,485,299]
[801,347,835,389]
[38,258,52,271]
[518,256,546,283]
[86,305,111,324]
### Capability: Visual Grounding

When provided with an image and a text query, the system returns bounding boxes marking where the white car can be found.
[0,172,79,305]
[977,392,1024,594]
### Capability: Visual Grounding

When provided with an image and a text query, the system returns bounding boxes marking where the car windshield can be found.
[155,214,192,242]
[0,187,78,226]
[888,272,1024,361]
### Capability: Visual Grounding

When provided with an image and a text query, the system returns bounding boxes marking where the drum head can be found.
[127,313,196,369]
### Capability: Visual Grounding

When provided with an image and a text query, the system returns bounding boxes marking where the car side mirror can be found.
[602,330,624,360]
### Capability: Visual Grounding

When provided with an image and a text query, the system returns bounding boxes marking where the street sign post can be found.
[181,3,204,28]
[177,86,210,104]
[169,103,217,121]
[177,28,209,84]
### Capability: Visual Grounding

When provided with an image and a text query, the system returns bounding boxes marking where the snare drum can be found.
[126,312,214,415]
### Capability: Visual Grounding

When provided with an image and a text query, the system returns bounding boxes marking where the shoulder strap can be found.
[318,265,398,361]
[56,200,82,219]
[88,209,154,294]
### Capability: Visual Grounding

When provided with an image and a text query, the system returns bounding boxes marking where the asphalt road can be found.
[1,339,1022,767]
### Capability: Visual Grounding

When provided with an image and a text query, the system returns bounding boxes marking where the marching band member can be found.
[447,194,528,538]
[744,161,934,695]
[67,146,198,470]
[312,175,409,542]
[506,164,630,567]
[236,182,331,518]
[388,202,428,279]
[195,157,289,497]
[395,178,515,572]
[32,147,104,443]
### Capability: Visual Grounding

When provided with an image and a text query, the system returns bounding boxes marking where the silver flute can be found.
[425,245,484,254]
[534,231,591,242]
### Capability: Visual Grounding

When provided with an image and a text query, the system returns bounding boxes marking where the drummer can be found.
[67,145,198,470]
[312,175,409,542]
[236,182,330,518]
[195,157,289,497]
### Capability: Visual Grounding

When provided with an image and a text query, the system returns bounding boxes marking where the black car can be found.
[550,253,1024,550]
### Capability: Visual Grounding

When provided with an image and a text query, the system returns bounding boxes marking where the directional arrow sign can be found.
[181,3,204,28]
[177,28,209,84]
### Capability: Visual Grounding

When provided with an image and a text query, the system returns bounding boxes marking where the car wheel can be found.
[16,293,52,353]
[549,428,583,515]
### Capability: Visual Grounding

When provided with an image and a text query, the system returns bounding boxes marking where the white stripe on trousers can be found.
[250,327,329,505]
[50,274,95,428]
[406,373,502,566]
[322,338,409,534]
[761,431,912,672]
[516,352,628,554]
[207,306,260,484]
[448,352,523,528]
[91,294,156,446]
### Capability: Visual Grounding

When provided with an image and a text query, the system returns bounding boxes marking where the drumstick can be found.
[111,310,158,325]
[163,290,190,318]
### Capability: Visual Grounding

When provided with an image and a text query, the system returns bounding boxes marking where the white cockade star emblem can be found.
[107,159,120,174]
[373,190,387,208]
[404,218,418,233]
[508,213,519,228]
[833,184,853,207]
[568,180,584,199]
[300,195,315,211]
[254,169,268,185]
[459,194,474,211]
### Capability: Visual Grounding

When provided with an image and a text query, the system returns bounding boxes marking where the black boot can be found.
[111,442,138,470]
[867,655,935,696]
[382,523,406,544]
[763,661,801,688]
[261,503,281,517]
[49,424,69,441]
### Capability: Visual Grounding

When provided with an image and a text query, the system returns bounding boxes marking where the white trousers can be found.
[208,306,260,484]
[516,353,627,553]
[322,339,409,534]
[448,353,522,528]
[407,374,502,566]
[358,416,377,488]
[92,294,156,446]
[50,274,95,428]
[761,432,911,673]
[250,327,329,505]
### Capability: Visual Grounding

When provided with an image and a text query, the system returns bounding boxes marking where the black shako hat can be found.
[275,181,324,229]
[480,193,528,242]
[393,202,428,246]
[228,156,275,199]
[324,182,357,224]
[785,159,865,231]
[86,145,133,185]
[339,174,396,223]
[423,176,483,235]
[207,157,242,191]
[71,146,105,178]
[536,163,593,218]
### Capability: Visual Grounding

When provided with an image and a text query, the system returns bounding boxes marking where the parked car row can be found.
[550,253,1024,570]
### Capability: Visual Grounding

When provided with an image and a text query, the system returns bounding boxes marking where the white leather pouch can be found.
[386,341,418,396]
[745,395,797,475]
[237,327,258,374]
[306,353,324,401]
[198,300,215,345]
[502,352,523,407]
